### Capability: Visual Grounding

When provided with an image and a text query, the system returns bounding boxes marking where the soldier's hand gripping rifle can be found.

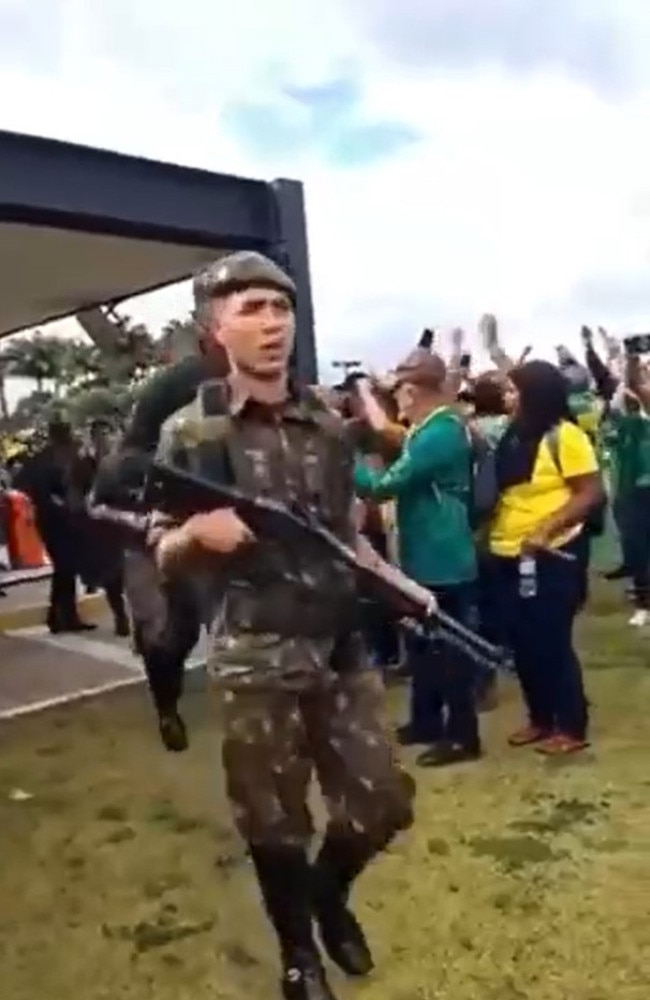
[89,461,504,673]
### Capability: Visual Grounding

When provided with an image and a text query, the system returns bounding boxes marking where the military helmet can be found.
[192,251,296,311]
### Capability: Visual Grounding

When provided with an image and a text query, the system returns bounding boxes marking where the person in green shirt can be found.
[354,348,480,768]
[600,402,637,579]
[605,400,650,624]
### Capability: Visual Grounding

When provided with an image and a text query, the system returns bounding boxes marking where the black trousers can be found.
[627,486,650,609]
[138,584,201,715]
[406,582,480,749]
[48,562,79,627]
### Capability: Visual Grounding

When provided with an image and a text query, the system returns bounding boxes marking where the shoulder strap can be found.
[196,378,231,417]
[545,425,562,473]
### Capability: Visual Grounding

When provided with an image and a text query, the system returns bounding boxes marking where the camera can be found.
[623,334,650,356]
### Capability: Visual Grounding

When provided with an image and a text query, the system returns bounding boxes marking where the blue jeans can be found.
[485,539,588,739]
[406,582,480,750]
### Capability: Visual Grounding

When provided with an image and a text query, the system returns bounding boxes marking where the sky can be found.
[3,0,650,408]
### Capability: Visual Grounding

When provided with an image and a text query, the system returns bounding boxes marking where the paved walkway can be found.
[0,566,52,589]
[0,614,207,719]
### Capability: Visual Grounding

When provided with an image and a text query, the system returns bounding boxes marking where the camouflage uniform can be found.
[157,375,414,849]
[156,251,414,1000]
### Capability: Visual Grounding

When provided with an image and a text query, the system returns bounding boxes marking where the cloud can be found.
[223,76,420,166]
[0,0,63,72]
[284,78,360,122]
[1,0,650,385]
[348,0,650,97]
[543,268,650,335]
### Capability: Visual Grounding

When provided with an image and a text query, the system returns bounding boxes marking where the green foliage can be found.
[159,317,197,362]
[0,318,173,430]
[10,390,57,426]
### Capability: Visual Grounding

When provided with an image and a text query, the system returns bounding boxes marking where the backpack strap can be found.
[545,425,562,474]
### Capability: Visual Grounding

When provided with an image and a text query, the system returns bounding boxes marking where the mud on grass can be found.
[1,583,649,1000]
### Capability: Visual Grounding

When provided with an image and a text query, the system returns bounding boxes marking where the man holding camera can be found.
[354,348,481,767]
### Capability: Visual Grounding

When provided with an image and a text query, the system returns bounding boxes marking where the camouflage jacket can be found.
[156,379,361,685]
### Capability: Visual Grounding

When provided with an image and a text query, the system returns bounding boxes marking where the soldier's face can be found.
[213,288,295,378]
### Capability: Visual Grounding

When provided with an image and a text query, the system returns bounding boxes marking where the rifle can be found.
[89,460,504,673]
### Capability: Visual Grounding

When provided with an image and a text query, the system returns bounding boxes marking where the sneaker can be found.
[536,733,589,756]
[508,725,552,747]
[628,609,649,627]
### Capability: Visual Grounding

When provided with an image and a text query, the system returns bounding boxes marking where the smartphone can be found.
[460,352,472,369]
[624,334,650,356]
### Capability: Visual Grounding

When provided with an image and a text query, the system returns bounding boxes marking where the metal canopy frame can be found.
[0,130,317,382]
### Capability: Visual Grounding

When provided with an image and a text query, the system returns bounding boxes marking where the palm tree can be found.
[76,307,159,381]
[1,332,68,393]
[0,334,107,422]
[57,340,103,391]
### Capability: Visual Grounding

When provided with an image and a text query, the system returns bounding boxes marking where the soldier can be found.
[152,251,415,1000]
[92,352,219,751]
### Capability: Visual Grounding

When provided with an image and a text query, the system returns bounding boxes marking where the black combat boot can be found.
[250,845,338,1000]
[312,831,377,978]
[104,581,131,637]
[141,647,188,752]
[158,710,188,752]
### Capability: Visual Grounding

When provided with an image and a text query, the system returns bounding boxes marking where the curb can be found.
[0,656,207,721]
[0,593,108,634]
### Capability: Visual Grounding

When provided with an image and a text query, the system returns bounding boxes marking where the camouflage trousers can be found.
[215,668,415,848]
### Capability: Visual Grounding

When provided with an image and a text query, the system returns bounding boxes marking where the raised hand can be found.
[479,313,498,350]
[451,326,465,354]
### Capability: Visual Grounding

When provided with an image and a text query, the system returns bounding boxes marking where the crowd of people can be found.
[1,318,647,759]
[325,320,623,765]
[1,250,648,1000]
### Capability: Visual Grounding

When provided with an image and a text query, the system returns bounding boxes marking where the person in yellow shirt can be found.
[486,361,604,756]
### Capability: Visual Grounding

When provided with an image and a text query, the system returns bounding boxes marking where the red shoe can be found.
[536,733,589,756]
[508,725,552,747]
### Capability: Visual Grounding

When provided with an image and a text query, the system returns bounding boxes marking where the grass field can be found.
[1,578,649,1000]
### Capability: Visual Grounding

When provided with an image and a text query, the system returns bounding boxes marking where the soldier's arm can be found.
[123,354,209,450]
[149,413,198,575]
[152,415,253,574]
